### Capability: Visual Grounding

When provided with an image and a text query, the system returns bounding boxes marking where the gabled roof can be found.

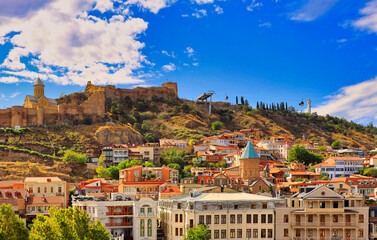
[26,196,63,206]
[240,142,259,159]
[160,187,182,194]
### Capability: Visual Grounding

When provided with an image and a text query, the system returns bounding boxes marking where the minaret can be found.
[239,141,260,180]
[308,98,312,114]
[33,78,45,99]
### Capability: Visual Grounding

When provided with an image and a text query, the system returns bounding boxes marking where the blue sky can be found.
[1,0,377,124]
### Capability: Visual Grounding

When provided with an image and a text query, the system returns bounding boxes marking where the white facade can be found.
[319,160,364,178]
[73,194,157,240]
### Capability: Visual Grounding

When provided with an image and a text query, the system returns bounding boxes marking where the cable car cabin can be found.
[299,100,304,106]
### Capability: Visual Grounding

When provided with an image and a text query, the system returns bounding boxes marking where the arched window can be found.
[148,219,152,236]
[140,219,145,237]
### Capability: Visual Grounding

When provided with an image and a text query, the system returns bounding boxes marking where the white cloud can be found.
[313,77,377,123]
[10,92,21,98]
[290,0,339,22]
[193,62,199,66]
[126,0,176,13]
[259,22,271,28]
[185,47,195,57]
[0,77,22,84]
[162,63,176,72]
[214,5,224,14]
[94,0,114,12]
[193,0,214,4]
[337,38,347,43]
[353,0,377,33]
[162,50,176,58]
[246,0,262,12]
[0,0,149,86]
[192,9,207,18]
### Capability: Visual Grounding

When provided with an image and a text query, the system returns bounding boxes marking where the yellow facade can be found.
[23,78,58,110]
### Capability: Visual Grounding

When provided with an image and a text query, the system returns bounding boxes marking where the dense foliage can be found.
[287,145,324,165]
[0,204,29,240]
[184,225,210,240]
[30,207,110,240]
[62,150,87,164]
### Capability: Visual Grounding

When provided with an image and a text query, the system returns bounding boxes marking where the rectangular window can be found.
[180,214,183,223]
[175,214,178,222]
[214,230,219,239]
[246,229,251,238]
[177,203,181,209]
[333,201,339,208]
[214,215,219,224]
[253,214,258,223]
[268,229,272,238]
[247,214,251,223]
[284,214,288,223]
[308,215,313,223]
[230,229,235,238]
[333,215,338,223]
[203,205,207,210]
[175,228,178,236]
[237,214,242,224]
[234,203,238,209]
[218,204,223,210]
[206,215,211,225]
[199,215,204,224]
[221,230,226,239]
[268,214,273,223]
[359,229,364,237]
[221,215,226,224]
[230,214,235,224]
[180,228,183,236]
[359,214,364,223]
[237,229,242,238]
[58,187,62,194]
[251,203,256,209]
[261,229,266,238]
[253,229,258,238]
[284,229,288,237]
[262,202,267,209]
[320,201,325,208]
[261,214,266,224]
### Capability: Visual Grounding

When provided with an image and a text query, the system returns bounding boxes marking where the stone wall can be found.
[0,82,178,128]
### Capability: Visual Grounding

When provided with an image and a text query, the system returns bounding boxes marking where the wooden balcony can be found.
[106,222,132,227]
[106,212,132,216]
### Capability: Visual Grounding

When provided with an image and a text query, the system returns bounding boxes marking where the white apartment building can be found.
[314,157,365,178]
[73,193,157,240]
[159,192,285,240]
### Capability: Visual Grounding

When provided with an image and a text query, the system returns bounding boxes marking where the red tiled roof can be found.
[160,187,182,194]
[26,196,64,206]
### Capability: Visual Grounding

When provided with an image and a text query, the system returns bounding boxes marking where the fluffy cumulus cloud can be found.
[185,47,195,57]
[192,9,207,18]
[290,0,339,21]
[0,0,150,86]
[353,0,377,33]
[214,5,224,14]
[162,63,176,72]
[313,77,377,123]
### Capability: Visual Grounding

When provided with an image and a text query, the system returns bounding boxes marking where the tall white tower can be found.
[308,98,312,114]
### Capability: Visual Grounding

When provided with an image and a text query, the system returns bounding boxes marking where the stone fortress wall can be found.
[0,81,178,128]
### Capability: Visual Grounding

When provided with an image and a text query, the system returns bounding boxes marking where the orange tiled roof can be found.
[26,196,64,206]
[160,187,182,194]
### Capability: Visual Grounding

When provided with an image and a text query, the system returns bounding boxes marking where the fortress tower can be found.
[239,141,260,180]
[162,82,178,99]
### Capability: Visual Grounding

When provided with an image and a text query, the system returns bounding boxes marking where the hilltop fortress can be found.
[0,79,178,128]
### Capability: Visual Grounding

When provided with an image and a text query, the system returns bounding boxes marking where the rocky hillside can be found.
[0,97,376,181]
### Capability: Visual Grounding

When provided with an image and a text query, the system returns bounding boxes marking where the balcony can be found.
[292,222,356,228]
[106,212,133,216]
[106,222,132,227]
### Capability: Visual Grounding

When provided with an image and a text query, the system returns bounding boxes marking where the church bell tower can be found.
[33,78,45,99]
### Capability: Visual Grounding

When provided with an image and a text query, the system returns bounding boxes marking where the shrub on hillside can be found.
[62,150,87,164]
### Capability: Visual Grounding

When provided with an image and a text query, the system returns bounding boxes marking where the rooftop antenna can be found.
[197,91,216,115]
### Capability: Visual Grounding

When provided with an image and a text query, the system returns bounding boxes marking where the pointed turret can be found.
[33,78,45,99]
[240,141,259,159]
[239,141,260,180]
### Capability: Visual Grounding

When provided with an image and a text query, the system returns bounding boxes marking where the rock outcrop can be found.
[94,123,144,145]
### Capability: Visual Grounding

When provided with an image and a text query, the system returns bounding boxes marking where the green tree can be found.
[0,204,29,240]
[62,150,87,164]
[167,163,181,172]
[188,139,195,146]
[110,101,125,120]
[211,121,224,131]
[320,172,329,180]
[96,166,110,179]
[331,140,340,148]
[144,132,157,142]
[287,145,323,165]
[184,225,210,240]
[30,207,110,240]
[317,146,327,152]
[107,166,119,179]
